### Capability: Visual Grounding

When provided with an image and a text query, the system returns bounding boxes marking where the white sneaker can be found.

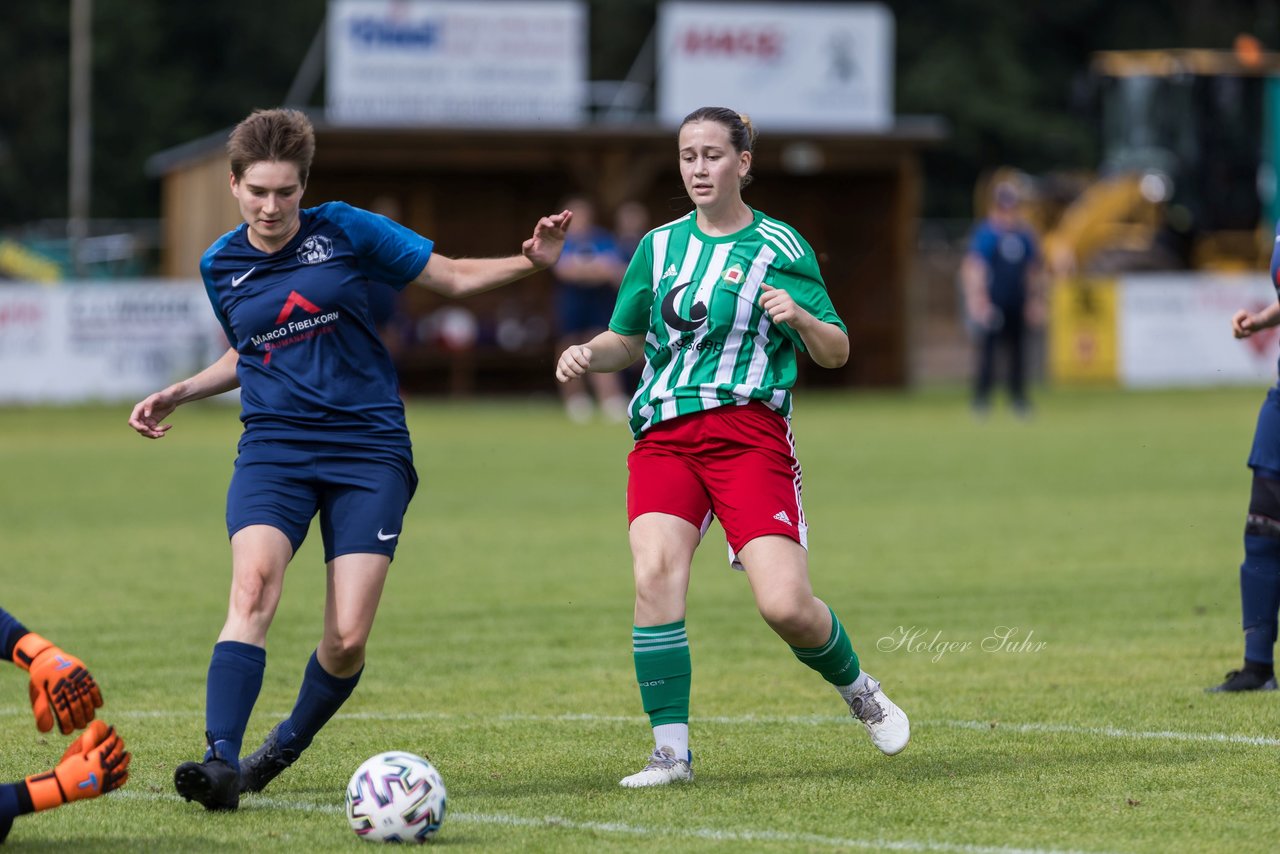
[847,674,910,755]
[618,746,693,788]
[601,396,629,423]
[565,394,593,424]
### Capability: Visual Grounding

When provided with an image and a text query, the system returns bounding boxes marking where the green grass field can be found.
[2,386,1278,852]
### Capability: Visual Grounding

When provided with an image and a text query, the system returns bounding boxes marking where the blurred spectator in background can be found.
[961,180,1046,418]
[613,200,652,393]
[368,195,415,382]
[614,199,651,262]
[553,196,629,423]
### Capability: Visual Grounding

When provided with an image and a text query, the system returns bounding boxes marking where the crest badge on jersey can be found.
[722,264,744,285]
[297,235,334,265]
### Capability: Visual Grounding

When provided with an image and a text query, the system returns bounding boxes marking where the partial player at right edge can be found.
[1212,222,1280,693]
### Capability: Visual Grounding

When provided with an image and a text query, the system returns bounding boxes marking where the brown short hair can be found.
[227,108,316,186]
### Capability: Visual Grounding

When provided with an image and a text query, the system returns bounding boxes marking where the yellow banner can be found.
[1049,277,1118,384]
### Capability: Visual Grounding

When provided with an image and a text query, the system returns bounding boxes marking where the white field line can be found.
[2,706,1274,748]
[114,789,1108,854]
[935,718,1280,747]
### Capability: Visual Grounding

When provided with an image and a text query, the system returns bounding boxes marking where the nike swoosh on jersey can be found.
[376,529,400,541]
[232,267,257,287]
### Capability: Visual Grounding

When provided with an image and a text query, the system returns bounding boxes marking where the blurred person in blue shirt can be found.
[613,199,651,262]
[552,196,630,423]
[960,180,1045,417]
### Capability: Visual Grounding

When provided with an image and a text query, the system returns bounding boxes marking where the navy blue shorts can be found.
[226,441,418,562]
[555,283,617,338]
[1248,386,1280,478]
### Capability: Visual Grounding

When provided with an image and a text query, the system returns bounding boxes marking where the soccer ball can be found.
[345,751,447,843]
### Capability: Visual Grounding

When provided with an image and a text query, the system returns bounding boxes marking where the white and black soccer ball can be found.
[345,751,447,843]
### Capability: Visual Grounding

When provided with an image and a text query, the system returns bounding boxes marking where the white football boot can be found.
[847,674,910,755]
[618,745,693,788]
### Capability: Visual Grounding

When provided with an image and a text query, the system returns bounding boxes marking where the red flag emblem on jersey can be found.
[263,290,325,365]
[274,290,322,324]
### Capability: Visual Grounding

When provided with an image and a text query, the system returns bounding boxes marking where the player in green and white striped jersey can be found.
[557,107,909,788]
[610,202,836,437]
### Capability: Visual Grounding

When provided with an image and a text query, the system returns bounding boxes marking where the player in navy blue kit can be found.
[128,108,571,811]
[1213,225,1280,692]
[960,180,1045,417]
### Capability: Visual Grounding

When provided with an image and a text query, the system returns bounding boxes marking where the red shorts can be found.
[627,402,808,567]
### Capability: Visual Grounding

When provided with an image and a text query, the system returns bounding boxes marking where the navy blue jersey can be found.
[968,220,1040,310]
[553,226,624,286]
[201,202,433,449]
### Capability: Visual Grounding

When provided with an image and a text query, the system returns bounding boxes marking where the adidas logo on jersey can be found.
[773,510,792,525]
[661,264,678,280]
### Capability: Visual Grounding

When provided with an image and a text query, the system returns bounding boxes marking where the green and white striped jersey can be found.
[609,208,846,437]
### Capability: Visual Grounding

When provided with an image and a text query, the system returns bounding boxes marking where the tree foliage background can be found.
[2,0,1279,230]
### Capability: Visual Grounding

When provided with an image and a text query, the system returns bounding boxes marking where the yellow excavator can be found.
[1032,42,1280,276]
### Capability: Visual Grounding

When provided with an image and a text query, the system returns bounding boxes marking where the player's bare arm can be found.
[415,210,573,297]
[128,347,240,438]
[960,253,994,326]
[758,284,849,368]
[1234,301,1280,338]
[556,331,644,382]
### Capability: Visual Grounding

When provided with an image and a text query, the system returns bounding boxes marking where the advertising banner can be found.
[327,0,587,126]
[1118,273,1276,387]
[657,1,893,130]
[0,282,228,404]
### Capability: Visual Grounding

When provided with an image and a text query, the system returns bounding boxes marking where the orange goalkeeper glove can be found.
[12,632,104,734]
[24,720,131,811]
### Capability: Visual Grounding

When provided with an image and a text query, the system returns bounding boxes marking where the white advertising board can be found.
[0,282,229,404]
[327,0,587,126]
[1119,273,1278,387]
[657,1,893,130]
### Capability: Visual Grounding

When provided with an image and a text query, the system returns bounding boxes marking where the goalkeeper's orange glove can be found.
[24,720,131,812]
[12,632,104,734]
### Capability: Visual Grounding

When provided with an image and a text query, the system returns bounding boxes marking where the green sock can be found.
[633,621,691,726]
[790,607,860,686]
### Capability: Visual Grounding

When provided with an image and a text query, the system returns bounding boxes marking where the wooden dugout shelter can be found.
[149,120,945,394]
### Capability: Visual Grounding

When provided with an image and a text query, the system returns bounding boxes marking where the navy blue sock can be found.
[1241,533,1280,666]
[203,640,266,769]
[277,651,362,753]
